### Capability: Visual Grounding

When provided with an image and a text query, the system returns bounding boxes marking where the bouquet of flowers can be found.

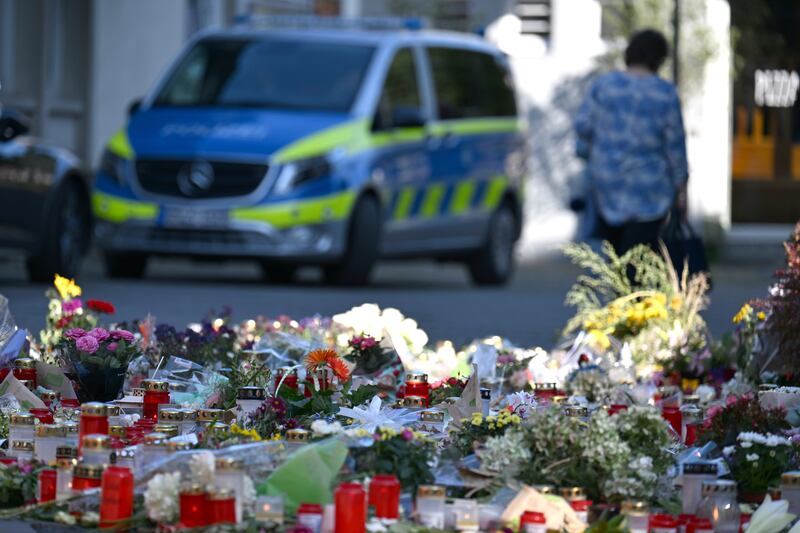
[430,376,468,405]
[57,327,139,402]
[724,432,797,494]
[344,334,397,376]
[451,410,522,456]
[40,275,115,349]
[699,393,788,447]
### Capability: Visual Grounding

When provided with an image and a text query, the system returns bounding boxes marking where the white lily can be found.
[746,495,796,533]
[337,396,418,432]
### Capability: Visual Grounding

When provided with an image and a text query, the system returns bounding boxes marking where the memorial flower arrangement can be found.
[724,432,796,493]
[563,242,710,376]
[699,393,789,447]
[40,275,115,349]
[0,460,42,509]
[346,427,436,492]
[429,376,468,405]
[451,410,522,456]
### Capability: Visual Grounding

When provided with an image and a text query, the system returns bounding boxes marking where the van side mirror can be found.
[127,98,143,117]
[0,108,31,142]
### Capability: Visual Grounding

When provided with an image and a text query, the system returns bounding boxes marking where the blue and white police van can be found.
[92,17,527,285]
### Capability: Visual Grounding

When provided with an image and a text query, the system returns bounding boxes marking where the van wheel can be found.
[26,181,90,282]
[104,252,147,279]
[323,196,380,286]
[467,202,517,286]
[260,262,297,284]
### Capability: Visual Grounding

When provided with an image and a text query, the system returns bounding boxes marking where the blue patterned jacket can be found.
[574,71,688,225]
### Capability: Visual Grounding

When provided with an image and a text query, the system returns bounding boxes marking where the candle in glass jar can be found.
[369,474,400,520]
[297,503,324,532]
[72,463,104,492]
[141,379,170,421]
[404,372,430,405]
[100,465,134,528]
[416,485,446,528]
[81,434,112,465]
[13,358,36,387]
[37,469,57,502]
[209,488,237,525]
[782,471,800,515]
[275,367,299,391]
[480,388,491,416]
[649,514,679,533]
[533,383,558,401]
[39,389,60,407]
[661,406,682,438]
[35,424,66,464]
[11,440,34,461]
[9,412,36,443]
[30,407,54,424]
[335,482,366,533]
[79,402,109,453]
[519,510,546,533]
[621,501,649,533]
[236,386,266,423]
[179,483,208,528]
[570,500,592,524]
[215,457,246,523]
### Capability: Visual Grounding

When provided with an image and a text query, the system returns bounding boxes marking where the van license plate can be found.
[162,207,229,228]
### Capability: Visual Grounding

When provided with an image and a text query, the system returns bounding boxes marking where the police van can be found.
[92,17,527,285]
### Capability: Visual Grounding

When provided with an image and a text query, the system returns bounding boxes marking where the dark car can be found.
[0,107,92,281]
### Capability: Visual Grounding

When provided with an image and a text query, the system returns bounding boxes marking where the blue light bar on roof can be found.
[233,14,425,31]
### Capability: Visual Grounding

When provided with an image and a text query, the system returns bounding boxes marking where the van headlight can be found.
[99,149,126,185]
[271,155,331,195]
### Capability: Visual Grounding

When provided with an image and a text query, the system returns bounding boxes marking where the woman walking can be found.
[574,29,688,255]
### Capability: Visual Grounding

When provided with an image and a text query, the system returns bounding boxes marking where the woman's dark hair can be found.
[624,29,669,72]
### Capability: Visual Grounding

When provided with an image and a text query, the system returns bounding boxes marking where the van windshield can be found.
[153,38,375,112]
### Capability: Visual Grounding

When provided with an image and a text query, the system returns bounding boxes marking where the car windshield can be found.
[153,37,375,112]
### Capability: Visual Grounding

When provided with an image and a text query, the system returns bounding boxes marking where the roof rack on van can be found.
[233,14,426,31]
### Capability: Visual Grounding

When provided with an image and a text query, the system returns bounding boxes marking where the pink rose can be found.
[64,328,87,340]
[110,329,134,342]
[61,298,82,314]
[362,337,377,349]
[75,335,99,354]
[401,429,414,441]
[88,327,110,342]
[107,342,118,353]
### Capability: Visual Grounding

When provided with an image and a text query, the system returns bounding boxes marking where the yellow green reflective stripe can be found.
[420,183,445,217]
[429,117,522,137]
[92,191,156,223]
[273,120,369,163]
[450,181,476,214]
[108,128,134,159]
[231,190,355,229]
[393,187,416,220]
[482,175,507,209]
[369,127,426,150]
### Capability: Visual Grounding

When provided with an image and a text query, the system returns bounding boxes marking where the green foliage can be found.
[347,428,435,492]
[586,514,627,533]
[0,462,44,509]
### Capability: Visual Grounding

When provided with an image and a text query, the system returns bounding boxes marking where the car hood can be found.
[127,107,352,162]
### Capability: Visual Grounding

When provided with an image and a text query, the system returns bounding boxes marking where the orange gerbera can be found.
[305,349,350,382]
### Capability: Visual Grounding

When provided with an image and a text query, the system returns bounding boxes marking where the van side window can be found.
[374,48,422,130]
[428,48,517,120]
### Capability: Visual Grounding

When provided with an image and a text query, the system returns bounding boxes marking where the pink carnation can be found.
[110,329,134,342]
[61,298,83,314]
[88,327,110,342]
[64,328,87,340]
[75,335,99,354]
[107,342,118,353]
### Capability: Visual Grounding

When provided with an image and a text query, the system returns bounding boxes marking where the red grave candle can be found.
[37,469,57,502]
[141,379,171,421]
[275,367,299,390]
[179,484,208,528]
[335,482,366,533]
[13,358,36,387]
[369,474,401,520]
[79,402,108,453]
[607,404,628,416]
[30,407,54,425]
[661,406,683,438]
[404,372,430,405]
[72,463,104,491]
[209,489,236,525]
[100,465,134,528]
[520,510,547,533]
[0,368,9,383]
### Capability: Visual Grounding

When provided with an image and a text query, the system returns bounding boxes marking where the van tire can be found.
[104,252,147,279]
[26,180,90,282]
[323,196,380,286]
[467,201,517,286]
[260,262,298,284]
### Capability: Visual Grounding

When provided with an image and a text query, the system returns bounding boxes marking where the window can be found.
[428,47,517,120]
[373,48,421,130]
[154,38,375,112]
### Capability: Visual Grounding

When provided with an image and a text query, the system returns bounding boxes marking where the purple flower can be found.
[110,329,134,342]
[75,335,99,354]
[401,429,414,441]
[61,298,83,314]
[64,328,87,340]
[107,342,118,353]
[18,461,33,474]
[88,327,110,342]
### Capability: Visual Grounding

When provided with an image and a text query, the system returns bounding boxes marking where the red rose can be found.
[87,299,115,314]
[55,315,73,329]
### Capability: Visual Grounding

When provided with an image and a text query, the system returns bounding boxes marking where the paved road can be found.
[0,252,781,349]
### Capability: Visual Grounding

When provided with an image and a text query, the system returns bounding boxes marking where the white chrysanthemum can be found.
[723,446,736,456]
[144,472,181,523]
[695,384,716,404]
[188,451,215,488]
[311,419,344,437]
[746,453,760,462]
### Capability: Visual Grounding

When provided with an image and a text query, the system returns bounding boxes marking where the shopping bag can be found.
[661,209,711,284]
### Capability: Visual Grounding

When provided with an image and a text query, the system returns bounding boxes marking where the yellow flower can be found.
[733,303,753,324]
[510,414,521,424]
[230,423,262,441]
[757,311,766,321]
[587,329,611,351]
[471,418,482,427]
[270,433,282,441]
[54,274,81,300]
[487,423,495,430]
[670,296,683,311]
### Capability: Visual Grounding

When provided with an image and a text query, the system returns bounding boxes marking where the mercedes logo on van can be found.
[177,160,215,196]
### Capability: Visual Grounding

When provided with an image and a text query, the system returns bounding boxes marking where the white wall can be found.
[87,0,188,167]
